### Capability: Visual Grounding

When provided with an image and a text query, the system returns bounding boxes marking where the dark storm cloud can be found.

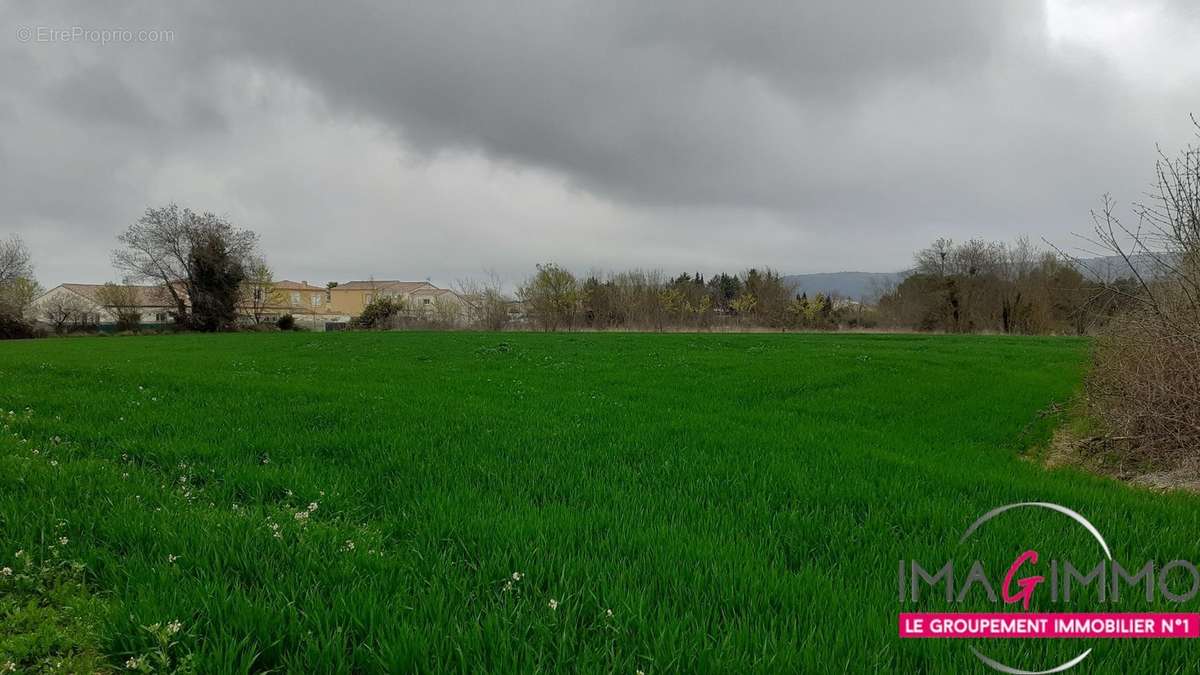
[2,0,1200,286]
[179,0,1200,217]
[185,2,1030,208]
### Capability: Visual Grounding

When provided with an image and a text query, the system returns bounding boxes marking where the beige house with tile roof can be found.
[327,280,437,316]
[241,279,342,326]
[328,280,471,325]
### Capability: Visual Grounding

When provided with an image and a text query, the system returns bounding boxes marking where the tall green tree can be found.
[187,233,247,332]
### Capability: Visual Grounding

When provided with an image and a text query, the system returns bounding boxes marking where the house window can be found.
[311,294,321,307]
[423,298,431,305]
[253,287,263,302]
[364,293,374,303]
[291,292,301,305]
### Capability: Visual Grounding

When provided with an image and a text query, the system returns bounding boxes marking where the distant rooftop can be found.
[273,280,326,291]
[335,280,435,292]
[60,283,176,307]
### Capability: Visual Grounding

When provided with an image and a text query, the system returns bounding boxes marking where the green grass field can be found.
[2,332,1199,673]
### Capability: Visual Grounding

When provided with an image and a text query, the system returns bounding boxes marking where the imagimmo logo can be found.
[898,502,1200,673]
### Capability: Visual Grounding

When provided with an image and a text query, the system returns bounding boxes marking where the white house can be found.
[30,283,178,331]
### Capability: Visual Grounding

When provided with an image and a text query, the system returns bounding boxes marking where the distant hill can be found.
[1066,254,1169,281]
[783,254,1168,302]
[782,271,906,302]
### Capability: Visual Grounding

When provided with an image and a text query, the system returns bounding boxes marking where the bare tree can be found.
[0,235,34,287]
[428,295,464,328]
[457,271,510,331]
[243,258,281,325]
[0,277,41,320]
[96,282,143,331]
[41,294,92,334]
[113,204,259,326]
[0,236,41,333]
[1080,116,1200,463]
[997,237,1038,334]
[914,237,955,278]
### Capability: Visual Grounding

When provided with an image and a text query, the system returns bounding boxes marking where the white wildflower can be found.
[49,460,58,467]
[307,502,318,512]
[2,660,15,672]
[342,540,355,551]
[166,619,182,635]
[512,571,523,581]
[58,537,68,546]
[548,598,559,610]
[0,567,12,576]
[605,608,613,618]
[167,554,179,564]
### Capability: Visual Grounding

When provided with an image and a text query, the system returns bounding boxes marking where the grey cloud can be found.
[2,0,1199,287]
[47,63,159,129]
[184,1,1195,217]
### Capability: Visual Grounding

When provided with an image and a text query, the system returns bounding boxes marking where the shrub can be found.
[115,313,141,333]
[1085,118,1200,465]
[0,314,34,340]
[518,263,578,331]
[1087,263,1200,463]
[358,297,406,329]
[276,314,296,331]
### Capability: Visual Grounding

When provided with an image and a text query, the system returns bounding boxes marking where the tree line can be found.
[510,265,865,332]
[0,220,1139,337]
[0,208,1167,340]
[875,236,1132,335]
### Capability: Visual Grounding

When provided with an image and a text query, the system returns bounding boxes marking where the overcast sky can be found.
[3,1,1200,289]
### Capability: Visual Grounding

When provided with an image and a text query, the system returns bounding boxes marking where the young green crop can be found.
[0,332,1196,673]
